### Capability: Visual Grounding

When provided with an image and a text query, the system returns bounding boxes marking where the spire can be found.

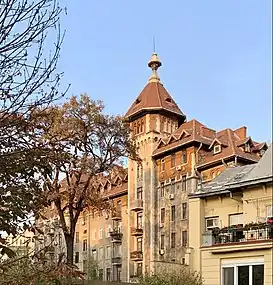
[148,52,162,83]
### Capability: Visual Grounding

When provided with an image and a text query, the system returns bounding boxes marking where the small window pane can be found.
[223,267,234,285]
[252,265,264,285]
[238,266,249,285]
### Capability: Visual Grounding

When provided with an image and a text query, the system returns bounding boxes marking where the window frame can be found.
[160,182,165,197]
[182,230,188,247]
[182,203,188,220]
[161,159,165,172]
[182,175,187,191]
[205,216,220,230]
[221,261,264,285]
[161,208,165,224]
[83,239,88,252]
[171,205,176,222]
[214,144,222,154]
[181,151,187,164]
[136,186,143,200]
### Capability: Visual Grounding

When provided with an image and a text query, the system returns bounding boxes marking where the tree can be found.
[138,268,203,285]
[0,0,67,245]
[33,94,138,265]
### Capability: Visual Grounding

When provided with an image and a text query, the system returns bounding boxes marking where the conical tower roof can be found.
[125,53,186,121]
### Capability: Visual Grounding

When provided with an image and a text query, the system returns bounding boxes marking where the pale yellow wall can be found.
[201,248,272,285]
[189,181,273,284]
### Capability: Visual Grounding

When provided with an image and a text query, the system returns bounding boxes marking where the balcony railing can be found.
[109,228,123,243]
[203,223,273,246]
[112,256,122,265]
[131,199,143,211]
[112,210,122,220]
[131,227,143,236]
[130,250,143,261]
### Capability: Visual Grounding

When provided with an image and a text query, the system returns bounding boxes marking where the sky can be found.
[57,0,272,143]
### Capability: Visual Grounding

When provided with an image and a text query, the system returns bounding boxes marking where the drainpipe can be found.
[221,158,228,168]
[235,155,238,166]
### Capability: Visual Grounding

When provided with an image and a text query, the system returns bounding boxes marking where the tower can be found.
[125,53,186,280]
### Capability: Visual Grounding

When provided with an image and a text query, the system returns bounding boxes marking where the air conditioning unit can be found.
[169,193,175,200]
[176,165,181,171]
[159,249,165,255]
[160,223,164,228]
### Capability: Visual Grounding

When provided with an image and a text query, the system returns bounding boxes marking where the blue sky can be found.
[57,0,271,143]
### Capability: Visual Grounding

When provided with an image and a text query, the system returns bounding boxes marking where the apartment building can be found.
[188,144,272,285]
[3,230,35,259]
[37,52,269,283]
[125,52,267,281]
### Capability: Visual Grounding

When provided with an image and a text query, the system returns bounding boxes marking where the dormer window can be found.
[260,149,266,157]
[213,145,221,154]
[245,143,251,153]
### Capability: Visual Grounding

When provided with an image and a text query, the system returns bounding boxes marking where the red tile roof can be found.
[125,81,185,119]
[153,119,264,168]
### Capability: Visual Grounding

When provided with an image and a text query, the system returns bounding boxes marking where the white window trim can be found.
[205,216,219,230]
[221,259,264,285]
[214,145,221,154]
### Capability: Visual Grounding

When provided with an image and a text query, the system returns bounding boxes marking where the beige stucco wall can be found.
[189,182,273,284]
[201,247,272,285]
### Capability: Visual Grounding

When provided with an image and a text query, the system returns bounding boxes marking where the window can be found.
[137,187,143,200]
[206,217,219,230]
[83,260,87,273]
[117,200,122,212]
[171,232,176,248]
[222,263,264,285]
[171,154,176,168]
[137,212,143,228]
[182,231,187,247]
[92,249,97,260]
[266,205,273,218]
[160,182,165,197]
[99,247,104,260]
[160,234,165,249]
[182,175,187,191]
[171,179,175,194]
[93,230,97,240]
[171,205,176,222]
[182,203,187,219]
[161,159,165,172]
[83,239,87,251]
[99,269,103,280]
[82,214,87,225]
[137,237,143,251]
[161,208,165,223]
[99,229,104,239]
[181,151,187,164]
[75,232,79,243]
[83,229,87,234]
[106,268,111,281]
[106,246,111,259]
[136,263,143,276]
[244,143,251,152]
[229,213,243,226]
[214,145,221,154]
[75,252,79,263]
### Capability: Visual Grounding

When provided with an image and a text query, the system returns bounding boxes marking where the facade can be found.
[3,230,35,259]
[189,144,273,285]
[37,53,269,283]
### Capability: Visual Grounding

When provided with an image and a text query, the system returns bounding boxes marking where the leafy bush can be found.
[138,268,203,285]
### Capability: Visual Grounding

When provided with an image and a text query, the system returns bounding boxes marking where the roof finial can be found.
[148,38,162,83]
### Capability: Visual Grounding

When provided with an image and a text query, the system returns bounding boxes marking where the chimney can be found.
[234,126,247,140]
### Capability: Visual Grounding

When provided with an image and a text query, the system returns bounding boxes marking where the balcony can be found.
[131,199,143,212]
[112,210,122,220]
[110,228,123,243]
[130,250,143,261]
[131,227,143,236]
[203,223,273,248]
[112,256,122,265]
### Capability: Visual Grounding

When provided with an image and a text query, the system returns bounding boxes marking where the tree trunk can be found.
[65,234,74,265]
